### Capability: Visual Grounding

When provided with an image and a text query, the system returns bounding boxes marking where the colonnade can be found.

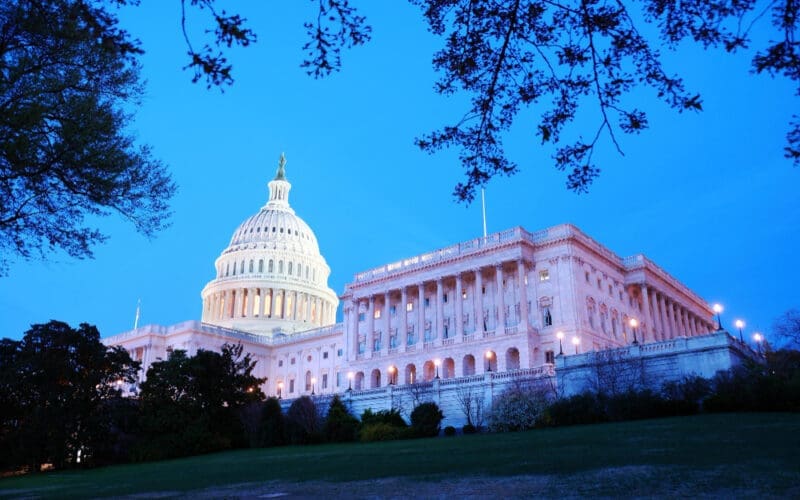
[202,287,335,326]
[634,284,714,341]
[345,260,532,360]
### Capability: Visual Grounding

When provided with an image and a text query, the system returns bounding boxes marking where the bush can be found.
[360,422,409,442]
[286,396,322,445]
[410,402,444,437]
[443,426,456,436]
[462,423,477,434]
[360,408,407,428]
[259,397,286,447]
[489,384,553,432]
[323,395,359,443]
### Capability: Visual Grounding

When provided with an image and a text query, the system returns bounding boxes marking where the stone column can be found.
[232,289,242,318]
[496,264,506,332]
[347,301,358,359]
[671,302,680,337]
[417,283,425,345]
[475,269,484,332]
[649,290,660,340]
[291,291,298,321]
[455,274,464,341]
[383,291,391,354]
[639,285,653,342]
[400,287,408,350]
[249,288,258,317]
[518,260,529,331]
[663,299,673,338]
[366,296,375,358]
[436,278,444,343]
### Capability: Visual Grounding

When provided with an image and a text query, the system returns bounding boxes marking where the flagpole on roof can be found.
[133,298,141,330]
[481,187,488,238]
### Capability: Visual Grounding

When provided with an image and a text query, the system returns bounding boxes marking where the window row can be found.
[219,258,319,281]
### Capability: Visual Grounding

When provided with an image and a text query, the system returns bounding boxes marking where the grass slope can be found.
[1,413,798,498]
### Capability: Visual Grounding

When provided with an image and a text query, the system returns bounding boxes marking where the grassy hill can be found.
[1,413,798,498]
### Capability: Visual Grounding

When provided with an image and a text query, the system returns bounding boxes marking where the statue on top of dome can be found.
[275,153,287,181]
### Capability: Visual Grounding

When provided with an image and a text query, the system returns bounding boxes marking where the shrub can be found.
[360,422,408,442]
[443,426,456,436]
[286,396,322,445]
[360,408,407,428]
[410,402,444,437]
[462,423,477,434]
[258,397,286,447]
[489,384,554,432]
[323,395,359,443]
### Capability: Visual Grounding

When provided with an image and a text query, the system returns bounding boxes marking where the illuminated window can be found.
[462,290,467,299]
[539,270,550,281]
[374,309,381,319]
[406,302,413,312]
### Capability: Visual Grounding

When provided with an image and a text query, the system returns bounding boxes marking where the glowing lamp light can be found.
[571,336,580,354]
[347,371,354,391]
[556,331,564,355]
[485,350,494,372]
[434,358,441,379]
[734,319,745,342]
[712,303,724,330]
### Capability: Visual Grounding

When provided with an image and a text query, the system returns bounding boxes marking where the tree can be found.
[773,309,800,348]
[323,395,359,442]
[286,396,322,444]
[136,343,265,460]
[410,401,444,437]
[0,320,139,472]
[0,1,177,274]
[454,384,486,429]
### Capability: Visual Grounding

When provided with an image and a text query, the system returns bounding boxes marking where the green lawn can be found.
[1,413,799,498]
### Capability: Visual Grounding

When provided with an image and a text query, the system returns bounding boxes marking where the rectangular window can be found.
[462,290,468,299]
[337,348,343,357]
[374,309,381,319]
[424,297,430,307]
[608,284,613,296]
[323,351,329,359]
[322,374,328,389]
[337,371,342,387]
[289,380,295,393]
[290,358,296,365]
[358,341,365,354]
[585,271,590,283]
[539,270,550,281]
[390,305,396,315]
[597,278,602,290]
[406,302,413,312]
[545,350,555,364]
[358,312,365,321]
[278,360,283,367]
[443,293,448,303]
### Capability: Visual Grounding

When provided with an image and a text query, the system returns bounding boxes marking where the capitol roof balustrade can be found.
[622,254,711,312]
[106,320,342,346]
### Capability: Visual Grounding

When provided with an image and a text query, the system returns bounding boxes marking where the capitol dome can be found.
[200,154,339,336]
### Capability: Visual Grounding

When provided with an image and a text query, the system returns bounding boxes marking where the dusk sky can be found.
[1,2,797,344]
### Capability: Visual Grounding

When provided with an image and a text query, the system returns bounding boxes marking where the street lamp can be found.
[311,376,316,395]
[713,303,723,330]
[753,332,763,355]
[434,358,441,379]
[734,319,745,343]
[556,331,564,356]
[629,318,639,345]
[388,365,396,385]
[347,371,354,391]
[277,381,284,399]
[485,351,493,372]
[571,336,580,354]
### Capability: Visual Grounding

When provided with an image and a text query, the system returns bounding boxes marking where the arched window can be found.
[278,260,283,274]
[506,348,520,370]
[288,262,293,275]
[305,267,309,279]
[258,259,264,273]
[240,260,245,274]
[297,262,302,276]
[268,259,274,273]
[305,371,312,392]
[462,354,476,376]
[232,262,237,275]
[542,307,552,326]
[249,260,254,273]
[225,262,230,276]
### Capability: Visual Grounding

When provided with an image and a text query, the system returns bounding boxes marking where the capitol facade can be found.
[106,156,751,423]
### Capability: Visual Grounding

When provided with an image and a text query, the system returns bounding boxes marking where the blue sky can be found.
[1,2,797,345]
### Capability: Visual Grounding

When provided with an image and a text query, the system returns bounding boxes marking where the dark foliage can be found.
[323,395,359,443]
[134,344,265,461]
[0,321,139,472]
[773,309,800,348]
[258,397,287,447]
[705,350,800,412]
[410,402,444,437]
[410,0,799,200]
[286,396,323,445]
[360,408,408,428]
[0,0,176,274]
[462,423,478,434]
[358,407,409,442]
[443,425,456,436]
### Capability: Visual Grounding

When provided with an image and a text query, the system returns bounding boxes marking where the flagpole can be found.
[481,187,487,238]
[134,299,141,330]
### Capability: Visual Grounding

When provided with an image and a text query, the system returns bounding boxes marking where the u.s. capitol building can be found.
[105,156,753,424]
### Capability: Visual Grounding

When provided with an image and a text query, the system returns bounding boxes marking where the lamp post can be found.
[311,376,316,395]
[485,351,493,372]
[735,319,745,343]
[277,381,284,399]
[347,371,354,391]
[571,336,580,354]
[713,303,723,330]
[753,332,763,355]
[556,331,564,356]
[388,365,396,385]
[629,318,639,345]
[434,358,441,379]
